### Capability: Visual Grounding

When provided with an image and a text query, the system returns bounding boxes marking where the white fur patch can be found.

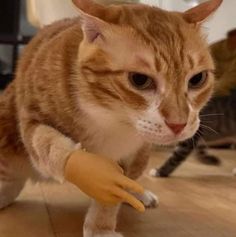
[32,125,77,182]
[135,100,199,145]
[149,168,159,177]
[132,190,159,208]
[77,102,144,162]
[84,229,123,237]
[134,102,173,145]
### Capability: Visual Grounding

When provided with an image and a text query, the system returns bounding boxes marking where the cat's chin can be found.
[139,132,196,146]
[153,140,180,146]
[139,134,179,146]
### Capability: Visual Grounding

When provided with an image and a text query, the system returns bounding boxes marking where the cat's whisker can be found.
[191,137,197,149]
[195,130,202,139]
[200,119,216,123]
[199,113,224,123]
[195,131,204,144]
[196,130,209,149]
[199,130,209,149]
[200,113,224,118]
[197,128,209,140]
[200,124,219,135]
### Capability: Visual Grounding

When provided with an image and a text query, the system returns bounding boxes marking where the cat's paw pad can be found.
[84,229,123,237]
[135,190,159,208]
[232,168,236,176]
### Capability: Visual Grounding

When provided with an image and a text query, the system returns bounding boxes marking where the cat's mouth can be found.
[137,125,198,145]
[135,117,199,145]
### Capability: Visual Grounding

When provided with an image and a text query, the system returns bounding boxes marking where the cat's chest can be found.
[80,122,144,161]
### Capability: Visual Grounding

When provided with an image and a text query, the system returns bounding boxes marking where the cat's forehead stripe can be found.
[187,55,195,70]
[154,54,162,72]
[157,50,169,70]
[124,8,209,74]
[136,57,151,71]
[135,26,188,73]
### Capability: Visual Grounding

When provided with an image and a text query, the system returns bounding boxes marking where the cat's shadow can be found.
[0,200,86,235]
[0,200,145,236]
[2,174,235,236]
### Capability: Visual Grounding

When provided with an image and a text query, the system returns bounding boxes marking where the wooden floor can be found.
[0,149,236,237]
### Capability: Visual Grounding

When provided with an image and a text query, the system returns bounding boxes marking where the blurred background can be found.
[0,0,235,90]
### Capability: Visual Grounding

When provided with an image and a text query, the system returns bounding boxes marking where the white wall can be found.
[30,0,78,27]
[142,0,236,44]
[26,0,236,43]
[1,0,234,72]
[204,0,236,43]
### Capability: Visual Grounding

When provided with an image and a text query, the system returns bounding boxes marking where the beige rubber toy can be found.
[64,149,145,212]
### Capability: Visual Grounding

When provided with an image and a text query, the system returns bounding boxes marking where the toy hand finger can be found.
[97,195,122,206]
[114,188,145,212]
[118,176,144,194]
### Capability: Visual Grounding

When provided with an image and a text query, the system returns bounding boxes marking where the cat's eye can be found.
[188,71,208,89]
[128,73,155,90]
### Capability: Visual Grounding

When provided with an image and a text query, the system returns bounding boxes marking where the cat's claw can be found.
[84,230,123,237]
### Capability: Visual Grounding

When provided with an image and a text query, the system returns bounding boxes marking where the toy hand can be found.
[64,149,145,212]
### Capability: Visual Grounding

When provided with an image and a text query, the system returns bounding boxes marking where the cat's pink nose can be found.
[165,122,186,135]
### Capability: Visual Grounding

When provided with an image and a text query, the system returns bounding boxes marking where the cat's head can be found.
[74,0,223,145]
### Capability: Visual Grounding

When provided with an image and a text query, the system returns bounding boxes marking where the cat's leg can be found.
[0,155,29,209]
[149,139,195,177]
[19,119,77,182]
[84,200,122,237]
[195,144,221,165]
[125,144,159,208]
[0,178,26,209]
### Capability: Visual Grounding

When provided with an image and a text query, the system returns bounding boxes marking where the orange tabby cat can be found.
[0,0,222,236]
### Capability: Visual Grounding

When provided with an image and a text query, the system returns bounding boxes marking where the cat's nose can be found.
[165,122,186,135]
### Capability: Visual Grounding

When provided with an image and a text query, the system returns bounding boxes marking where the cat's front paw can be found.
[134,190,159,208]
[84,229,123,237]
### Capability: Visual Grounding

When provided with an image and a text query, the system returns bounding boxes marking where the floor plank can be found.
[0,184,55,237]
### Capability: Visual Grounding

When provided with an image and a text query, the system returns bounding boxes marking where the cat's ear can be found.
[71,0,110,43]
[72,0,106,17]
[78,10,109,43]
[183,0,223,24]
